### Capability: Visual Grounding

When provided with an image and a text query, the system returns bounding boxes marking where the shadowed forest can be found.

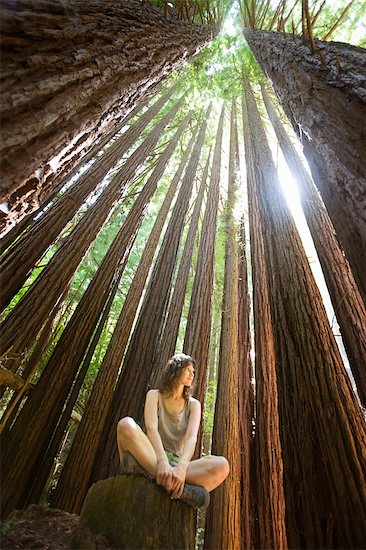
[1,0,366,548]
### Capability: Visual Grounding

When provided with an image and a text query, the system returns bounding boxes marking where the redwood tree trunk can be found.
[244,77,366,549]
[262,85,366,408]
[244,29,366,305]
[242,92,287,550]
[0,88,175,312]
[1,0,217,204]
[204,101,242,550]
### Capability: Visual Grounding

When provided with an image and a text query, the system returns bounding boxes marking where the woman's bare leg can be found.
[186,455,230,492]
[117,416,158,477]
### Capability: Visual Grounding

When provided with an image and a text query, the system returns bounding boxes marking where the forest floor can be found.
[0,505,111,549]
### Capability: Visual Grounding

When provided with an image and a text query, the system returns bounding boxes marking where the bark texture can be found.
[204,102,242,550]
[92,112,209,481]
[242,93,287,550]
[1,0,217,203]
[244,78,366,549]
[244,29,366,304]
[262,85,366,408]
[0,88,175,311]
[0,99,182,369]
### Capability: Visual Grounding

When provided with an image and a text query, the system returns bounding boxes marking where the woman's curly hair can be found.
[158,353,196,401]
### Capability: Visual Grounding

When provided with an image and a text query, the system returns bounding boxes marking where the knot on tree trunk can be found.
[77,475,196,549]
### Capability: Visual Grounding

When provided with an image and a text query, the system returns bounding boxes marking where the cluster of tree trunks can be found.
[244,29,366,306]
[1,0,217,214]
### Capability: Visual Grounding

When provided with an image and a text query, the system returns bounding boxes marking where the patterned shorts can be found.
[165,449,180,467]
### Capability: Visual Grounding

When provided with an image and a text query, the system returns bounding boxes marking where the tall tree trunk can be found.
[0,91,152,238]
[92,111,210,481]
[244,77,366,549]
[237,218,254,550]
[0,99,182,370]
[48,114,191,514]
[184,106,224,407]
[244,29,366,305]
[154,152,210,372]
[0,87,175,311]
[1,0,217,203]
[262,85,366,408]
[242,91,288,550]
[204,101,242,550]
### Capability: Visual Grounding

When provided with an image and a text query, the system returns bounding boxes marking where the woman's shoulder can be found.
[146,388,160,401]
[188,396,201,410]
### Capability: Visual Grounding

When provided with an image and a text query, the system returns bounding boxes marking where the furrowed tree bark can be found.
[0,99,182,369]
[243,29,366,305]
[1,0,217,203]
[155,152,210,372]
[262,85,366,408]
[93,111,210,481]
[0,91,153,237]
[0,87,175,311]
[184,106,224,408]
[204,101,242,550]
[237,218,254,550]
[242,91,287,550]
[244,78,366,549]
[0,114,189,518]
[48,114,191,514]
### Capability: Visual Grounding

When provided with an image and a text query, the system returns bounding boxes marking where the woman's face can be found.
[179,363,195,387]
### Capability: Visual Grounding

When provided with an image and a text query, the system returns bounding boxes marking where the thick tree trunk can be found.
[184,106,224,408]
[48,115,191,514]
[262,85,366,408]
[155,153,209,373]
[0,88,175,312]
[244,29,366,304]
[92,112,209,481]
[204,102,242,550]
[242,93,287,550]
[237,219,254,550]
[244,78,366,549]
[0,99,182,370]
[1,0,217,203]
[0,92,152,238]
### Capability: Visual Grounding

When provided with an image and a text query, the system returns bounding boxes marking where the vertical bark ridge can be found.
[244,77,366,548]
[204,101,242,550]
[0,86,176,311]
[0,98,183,368]
[242,90,288,550]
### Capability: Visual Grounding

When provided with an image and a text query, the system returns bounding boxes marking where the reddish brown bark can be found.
[0,88,175,311]
[1,0,217,203]
[244,78,366,549]
[0,99,182,370]
[262,85,366,408]
[204,102,242,550]
[242,91,288,550]
[155,152,210,373]
[244,29,366,305]
[92,111,210,481]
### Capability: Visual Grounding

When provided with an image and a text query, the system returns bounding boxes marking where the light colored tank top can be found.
[157,391,191,457]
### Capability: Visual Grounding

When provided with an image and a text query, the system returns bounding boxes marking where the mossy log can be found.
[78,475,196,549]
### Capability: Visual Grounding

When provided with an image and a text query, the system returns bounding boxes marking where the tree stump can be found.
[78,475,196,549]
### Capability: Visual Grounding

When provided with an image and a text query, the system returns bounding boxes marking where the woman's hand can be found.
[169,462,188,499]
[156,457,173,491]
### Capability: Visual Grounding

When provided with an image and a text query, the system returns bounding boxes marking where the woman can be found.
[117,353,229,508]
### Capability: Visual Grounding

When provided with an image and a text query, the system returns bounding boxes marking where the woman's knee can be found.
[214,456,230,480]
[116,416,138,441]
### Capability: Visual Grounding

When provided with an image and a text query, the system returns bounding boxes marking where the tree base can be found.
[78,475,196,549]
